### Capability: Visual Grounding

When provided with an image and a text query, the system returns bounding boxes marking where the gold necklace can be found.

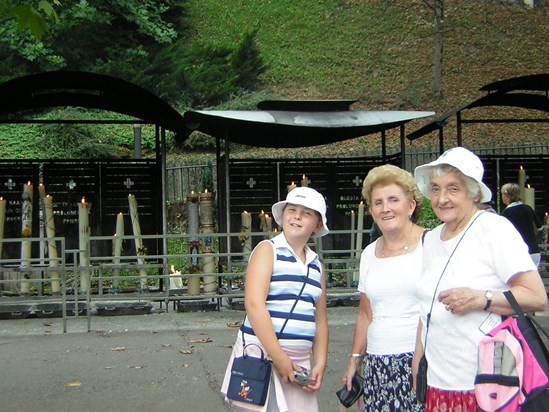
[381,224,414,257]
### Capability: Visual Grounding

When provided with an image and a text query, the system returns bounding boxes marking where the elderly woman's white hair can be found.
[414,147,492,202]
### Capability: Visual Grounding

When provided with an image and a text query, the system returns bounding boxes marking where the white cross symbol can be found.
[4,178,16,190]
[246,177,256,188]
[353,176,362,187]
[124,178,135,189]
[67,179,77,190]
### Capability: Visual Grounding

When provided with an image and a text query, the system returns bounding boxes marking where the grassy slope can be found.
[185,0,549,156]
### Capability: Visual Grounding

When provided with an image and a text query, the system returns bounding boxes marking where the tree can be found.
[0,1,267,106]
[0,0,60,39]
[432,0,443,100]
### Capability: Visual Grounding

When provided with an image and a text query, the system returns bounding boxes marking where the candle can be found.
[301,174,309,187]
[20,182,33,294]
[78,197,91,292]
[518,166,526,201]
[44,195,60,293]
[350,210,355,256]
[287,181,297,192]
[353,202,365,285]
[128,193,148,291]
[112,212,124,291]
[264,213,273,237]
[38,183,46,200]
[259,210,267,232]
[523,185,535,209]
[0,197,5,260]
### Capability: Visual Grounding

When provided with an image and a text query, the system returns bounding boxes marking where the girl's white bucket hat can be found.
[272,187,329,237]
[414,147,492,203]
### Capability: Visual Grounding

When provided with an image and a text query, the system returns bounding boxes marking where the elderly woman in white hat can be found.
[412,147,546,411]
[221,186,329,412]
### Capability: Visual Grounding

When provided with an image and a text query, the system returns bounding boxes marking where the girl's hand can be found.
[272,354,296,384]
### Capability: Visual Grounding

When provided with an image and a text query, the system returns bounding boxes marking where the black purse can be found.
[336,373,365,408]
[416,354,428,403]
[227,343,272,406]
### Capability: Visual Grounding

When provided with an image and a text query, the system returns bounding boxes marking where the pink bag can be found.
[475,291,549,412]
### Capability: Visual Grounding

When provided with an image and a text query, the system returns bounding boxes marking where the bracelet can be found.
[349,353,365,358]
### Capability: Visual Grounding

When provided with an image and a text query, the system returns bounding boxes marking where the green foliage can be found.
[417,198,441,230]
[0,0,60,40]
[0,108,160,159]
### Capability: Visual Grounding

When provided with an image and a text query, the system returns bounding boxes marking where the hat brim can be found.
[272,200,329,237]
[415,163,492,203]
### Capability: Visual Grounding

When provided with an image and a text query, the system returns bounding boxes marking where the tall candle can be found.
[264,213,273,238]
[354,202,365,285]
[523,185,535,209]
[44,195,60,293]
[20,182,33,294]
[349,210,355,257]
[0,197,5,260]
[128,193,148,291]
[112,212,124,291]
[38,183,46,200]
[241,210,252,261]
[78,197,91,292]
[518,166,526,201]
[287,181,297,192]
[301,174,309,187]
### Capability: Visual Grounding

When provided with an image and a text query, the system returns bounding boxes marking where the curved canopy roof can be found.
[184,101,434,148]
[0,70,189,140]
[407,73,549,141]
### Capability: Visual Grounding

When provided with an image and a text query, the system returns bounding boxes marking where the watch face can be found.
[485,291,493,299]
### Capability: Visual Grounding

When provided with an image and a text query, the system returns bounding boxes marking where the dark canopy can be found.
[0,70,189,141]
[407,73,549,143]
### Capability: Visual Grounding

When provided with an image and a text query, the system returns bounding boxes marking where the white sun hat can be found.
[414,147,492,203]
[272,186,329,237]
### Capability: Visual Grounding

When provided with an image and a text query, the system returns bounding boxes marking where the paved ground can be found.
[0,302,548,412]
[0,302,361,412]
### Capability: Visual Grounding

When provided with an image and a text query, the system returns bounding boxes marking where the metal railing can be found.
[1,228,548,332]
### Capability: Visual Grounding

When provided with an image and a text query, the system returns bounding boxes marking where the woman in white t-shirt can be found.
[341,164,425,411]
[413,147,547,412]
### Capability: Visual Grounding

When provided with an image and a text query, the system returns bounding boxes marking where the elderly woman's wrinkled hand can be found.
[438,287,484,315]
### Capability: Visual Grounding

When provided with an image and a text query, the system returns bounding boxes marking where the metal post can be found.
[133,123,142,159]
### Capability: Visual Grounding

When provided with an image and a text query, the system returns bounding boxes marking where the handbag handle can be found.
[243,343,268,361]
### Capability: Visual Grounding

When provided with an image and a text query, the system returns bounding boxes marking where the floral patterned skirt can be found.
[362,352,423,412]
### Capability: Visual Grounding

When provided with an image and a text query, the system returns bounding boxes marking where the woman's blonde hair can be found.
[362,164,423,222]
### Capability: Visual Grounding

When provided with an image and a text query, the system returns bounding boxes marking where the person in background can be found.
[221,187,329,412]
[341,165,424,411]
[413,147,546,412]
[501,182,543,267]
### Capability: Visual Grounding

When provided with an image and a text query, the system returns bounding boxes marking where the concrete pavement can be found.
[0,303,361,412]
[1,302,549,412]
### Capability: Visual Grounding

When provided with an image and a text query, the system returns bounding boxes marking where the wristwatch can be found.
[483,290,493,311]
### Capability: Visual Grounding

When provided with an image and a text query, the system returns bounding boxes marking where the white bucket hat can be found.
[272,187,329,237]
[414,147,492,203]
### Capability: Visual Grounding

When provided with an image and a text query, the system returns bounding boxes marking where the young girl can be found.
[221,186,330,412]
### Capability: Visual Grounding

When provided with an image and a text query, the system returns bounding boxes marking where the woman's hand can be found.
[438,287,484,314]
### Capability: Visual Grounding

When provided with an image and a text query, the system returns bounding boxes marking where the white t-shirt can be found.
[416,210,537,390]
[358,237,423,355]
